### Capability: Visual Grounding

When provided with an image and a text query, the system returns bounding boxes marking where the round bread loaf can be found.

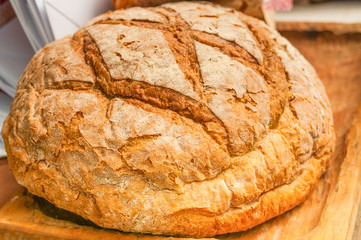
[2,1,335,237]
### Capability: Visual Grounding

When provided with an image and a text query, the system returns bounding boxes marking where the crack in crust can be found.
[110,79,228,148]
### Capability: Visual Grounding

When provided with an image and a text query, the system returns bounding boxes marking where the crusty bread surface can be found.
[1,2,335,237]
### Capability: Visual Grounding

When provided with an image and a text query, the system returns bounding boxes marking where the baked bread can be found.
[2,1,335,237]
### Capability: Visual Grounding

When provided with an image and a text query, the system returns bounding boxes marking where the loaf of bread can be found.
[2,1,335,237]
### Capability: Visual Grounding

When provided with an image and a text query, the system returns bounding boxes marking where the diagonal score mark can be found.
[91,7,206,99]
[242,18,289,128]
[76,29,229,152]
[191,30,260,67]
[92,19,170,31]
[154,6,205,100]
[162,30,204,98]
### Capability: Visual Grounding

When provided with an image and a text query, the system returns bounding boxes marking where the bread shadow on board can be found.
[31,190,100,229]
[23,187,307,239]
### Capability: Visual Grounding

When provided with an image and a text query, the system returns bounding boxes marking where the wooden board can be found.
[1,27,361,240]
[274,2,361,34]
[0,159,21,208]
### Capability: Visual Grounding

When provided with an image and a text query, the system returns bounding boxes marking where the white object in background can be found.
[10,0,45,51]
[0,92,12,157]
[27,0,55,45]
[10,0,111,51]
[275,1,361,23]
[44,0,111,40]
[0,17,34,97]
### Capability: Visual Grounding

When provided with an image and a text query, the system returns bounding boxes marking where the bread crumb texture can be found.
[1,2,335,237]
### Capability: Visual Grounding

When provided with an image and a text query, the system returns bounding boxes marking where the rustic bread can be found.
[2,1,335,237]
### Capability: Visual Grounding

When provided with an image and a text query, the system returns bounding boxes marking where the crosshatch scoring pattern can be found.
[2,2,335,237]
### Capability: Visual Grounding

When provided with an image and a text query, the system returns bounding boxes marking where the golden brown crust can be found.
[1,2,335,237]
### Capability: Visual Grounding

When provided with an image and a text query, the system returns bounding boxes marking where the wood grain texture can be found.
[352,199,361,240]
[277,22,361,35]
[286,31,361,240]
[0,158,21,208]
[1,22,361,240]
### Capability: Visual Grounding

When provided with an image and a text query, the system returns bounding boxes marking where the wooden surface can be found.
[0,158,21,208]
[280,30,361,240]
[1,29,361,240]
[276,21,361,35]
